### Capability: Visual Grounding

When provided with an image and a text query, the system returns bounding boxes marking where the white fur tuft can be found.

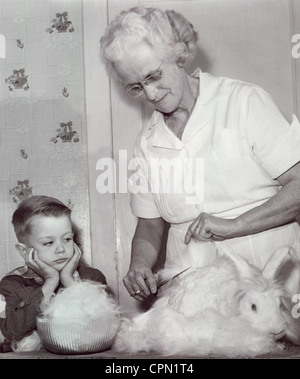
[41,281,119,319]
[13,331,43,352]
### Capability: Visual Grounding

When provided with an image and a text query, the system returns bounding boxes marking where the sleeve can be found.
[0,276,43,342]
[92,269,107,285]
[128,132,161,219]
[245,86,300,179]
[81,266,107,285]
[78,266,117,297]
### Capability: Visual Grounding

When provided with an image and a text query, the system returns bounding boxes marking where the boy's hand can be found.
[26,248,59,281]
[26,249,59,299]
[59,243,82,287]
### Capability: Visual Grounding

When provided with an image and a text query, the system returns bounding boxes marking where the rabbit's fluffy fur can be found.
[113,245,300,358]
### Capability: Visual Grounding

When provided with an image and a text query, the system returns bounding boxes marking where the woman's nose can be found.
[143,84,158,101]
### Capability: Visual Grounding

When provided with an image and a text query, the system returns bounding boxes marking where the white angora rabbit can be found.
[113,246,300,358]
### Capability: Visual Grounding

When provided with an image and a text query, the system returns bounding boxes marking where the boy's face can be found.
[24,214,74,271]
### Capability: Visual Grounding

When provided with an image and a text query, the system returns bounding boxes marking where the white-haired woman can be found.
[100,6,300,301]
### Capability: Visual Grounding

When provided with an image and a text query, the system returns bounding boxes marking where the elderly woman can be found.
[100,6,300,301]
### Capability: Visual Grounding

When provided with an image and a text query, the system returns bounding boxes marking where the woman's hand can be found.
[25,248,59,281]
[123,265,157,301]
[59,243,82,287]
[184,212,237,244]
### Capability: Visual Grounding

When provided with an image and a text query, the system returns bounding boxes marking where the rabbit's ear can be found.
[276,248,300,295]
[217,243,253,279]
[262,246,291,280]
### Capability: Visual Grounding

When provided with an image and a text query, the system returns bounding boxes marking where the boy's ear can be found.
[15,243,27,259]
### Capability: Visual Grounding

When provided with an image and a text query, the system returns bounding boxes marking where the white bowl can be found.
[36,315,120,354]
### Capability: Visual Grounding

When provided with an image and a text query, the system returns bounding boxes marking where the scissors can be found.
[156,266,191,290]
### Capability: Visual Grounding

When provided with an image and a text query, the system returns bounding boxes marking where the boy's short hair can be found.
[12,195,72,243]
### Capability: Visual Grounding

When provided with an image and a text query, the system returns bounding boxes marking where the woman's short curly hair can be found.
[100,6,198,82]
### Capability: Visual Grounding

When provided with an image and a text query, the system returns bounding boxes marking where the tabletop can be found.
[1,345,300,359]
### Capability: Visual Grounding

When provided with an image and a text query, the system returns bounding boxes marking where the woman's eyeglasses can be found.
[125,61,164,98]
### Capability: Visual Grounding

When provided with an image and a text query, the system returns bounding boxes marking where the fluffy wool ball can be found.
[41,281,119,319]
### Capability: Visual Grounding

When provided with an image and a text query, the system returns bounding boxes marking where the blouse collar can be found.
[149,69,220,149]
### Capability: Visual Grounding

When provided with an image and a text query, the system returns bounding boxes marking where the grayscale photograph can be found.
[0,0,300,365]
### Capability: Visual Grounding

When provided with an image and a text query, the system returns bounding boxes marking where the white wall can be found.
[84,0,300,315]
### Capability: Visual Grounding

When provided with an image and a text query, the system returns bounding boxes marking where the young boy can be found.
[0,195,108,350]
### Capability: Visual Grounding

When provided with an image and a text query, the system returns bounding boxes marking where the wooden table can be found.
[1,345,300,359]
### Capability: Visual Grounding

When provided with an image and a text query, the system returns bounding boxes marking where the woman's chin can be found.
[143,95,177,114]
[155,98,182,115]
[153,103,177,114]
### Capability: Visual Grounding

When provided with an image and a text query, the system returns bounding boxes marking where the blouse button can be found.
[17,301,25,308]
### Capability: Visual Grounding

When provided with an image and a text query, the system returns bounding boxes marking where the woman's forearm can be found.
[123,217,166,298]
[234,179,300,237]
[130,217,166,269]
[234,165,300,237]
[185,166,300,243]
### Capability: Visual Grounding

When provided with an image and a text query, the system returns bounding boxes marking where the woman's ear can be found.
[175,42,188,68]
[15,243,28,260]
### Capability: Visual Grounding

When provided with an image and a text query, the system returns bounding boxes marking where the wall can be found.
[85,0,300,315]
[0,0,92,279]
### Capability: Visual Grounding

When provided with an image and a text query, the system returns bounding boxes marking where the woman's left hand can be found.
[184,212,237,244]
[59,243,82,287]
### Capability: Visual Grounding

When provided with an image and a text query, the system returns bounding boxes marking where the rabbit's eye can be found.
[251,304,257,312]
